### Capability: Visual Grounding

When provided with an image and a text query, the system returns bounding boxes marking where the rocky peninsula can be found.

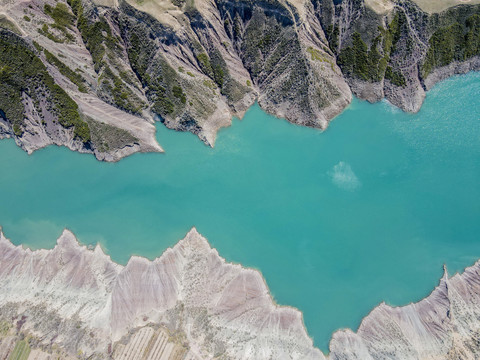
[1,228,480,359]
[0,0,479,160]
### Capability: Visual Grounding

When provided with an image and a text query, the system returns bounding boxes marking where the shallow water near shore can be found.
[1,72,480,351]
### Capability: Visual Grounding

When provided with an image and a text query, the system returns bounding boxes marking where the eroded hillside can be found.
[3,228,480,359]
[0,0,479,160]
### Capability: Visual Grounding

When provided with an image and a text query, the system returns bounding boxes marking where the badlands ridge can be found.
[1,228,480,359]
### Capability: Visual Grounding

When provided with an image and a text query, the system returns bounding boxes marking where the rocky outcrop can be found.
[2,228,480,359]
[0,0,163,161]
[0,228,323,359]
[423,55,480,90]
[0,0,479,160]
[330,263,480,359]
[327,0,480,112]
[0,0,351,158]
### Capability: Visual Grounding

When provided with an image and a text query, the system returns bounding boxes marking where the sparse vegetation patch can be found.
[423,14,480,76]
[0,30,90,142]
[44,49,88,93]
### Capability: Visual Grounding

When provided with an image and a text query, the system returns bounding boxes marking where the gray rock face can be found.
[2,228,480,359]
[423,56,480,91]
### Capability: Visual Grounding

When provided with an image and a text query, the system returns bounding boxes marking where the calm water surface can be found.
[1,72,479,351]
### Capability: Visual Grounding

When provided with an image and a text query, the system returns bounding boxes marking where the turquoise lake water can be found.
[0,72,479,351]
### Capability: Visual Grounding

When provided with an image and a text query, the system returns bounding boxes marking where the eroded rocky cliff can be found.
[2,228,480,359]
[326,0,480,112]
[0,0,479,160]
[0,228,324,359]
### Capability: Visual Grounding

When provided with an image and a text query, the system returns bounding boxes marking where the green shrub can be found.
[67,0,117,71]
[172,85,186,104]
[385,66,406,87]
[102,67,144,114]
[338,11,408,83]
[38,23,65,43]
[196,52,213,77]
[423,14,480,76]
[85,116,138,152]
[465,14,480,58]
[326,25,339,52]
[124,25,186,117]
[338,32,369,80]
[67,0,142,112]
[0,31,90,142]
[307,47,336,71]
[210,49,226,87]
[32,40,42,52]
[44,49,88,92]
[42,3,76,42]
[423,23,464,76]
[44,3,75,30]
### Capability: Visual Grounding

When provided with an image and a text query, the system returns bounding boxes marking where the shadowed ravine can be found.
[0,71,479,352]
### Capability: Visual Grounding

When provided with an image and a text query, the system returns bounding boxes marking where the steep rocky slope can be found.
[0,0,479,160]
[2,228,480,359]
[0,0,163,161]
[0,228,324,359]
[330,264,480,359]
[322,0,480,112]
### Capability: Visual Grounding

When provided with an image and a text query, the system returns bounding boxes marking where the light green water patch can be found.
[0,72,479,351]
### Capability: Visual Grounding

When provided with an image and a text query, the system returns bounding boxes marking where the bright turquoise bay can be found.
[1,72,479,351]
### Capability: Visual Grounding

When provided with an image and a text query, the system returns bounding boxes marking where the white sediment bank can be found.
[1,228,480,359]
